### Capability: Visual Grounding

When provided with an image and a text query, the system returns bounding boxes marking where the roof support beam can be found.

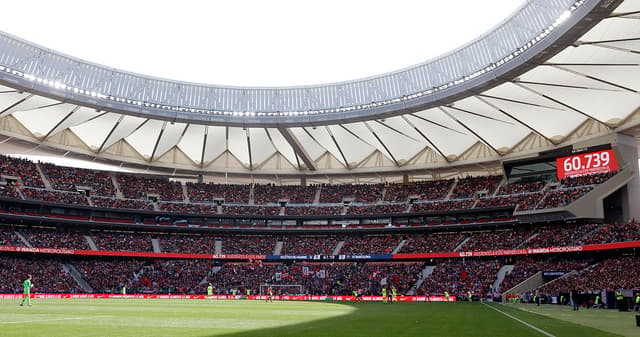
[438,107,501,155]
[42,106,80,141]
[277,127,316,171]
[474,96,556,145]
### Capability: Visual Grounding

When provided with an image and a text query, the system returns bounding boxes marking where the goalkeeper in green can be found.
[19,274,33,306]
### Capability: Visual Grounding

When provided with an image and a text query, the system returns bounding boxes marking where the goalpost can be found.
[259,284,304,296]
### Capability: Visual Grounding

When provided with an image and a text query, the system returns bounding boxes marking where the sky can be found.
[1,0,525,87]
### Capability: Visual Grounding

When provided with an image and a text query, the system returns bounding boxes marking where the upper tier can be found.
[0,155,617,219]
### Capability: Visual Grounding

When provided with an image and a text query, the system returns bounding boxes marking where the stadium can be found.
[0,0,640,336]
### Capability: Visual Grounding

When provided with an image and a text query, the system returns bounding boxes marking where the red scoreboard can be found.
[556,149,619,179]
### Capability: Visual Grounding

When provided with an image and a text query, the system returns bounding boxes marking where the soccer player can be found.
[246,288,251,297]
[207,283,213,299]
[382,287,387,304]
[19,274,33,306]
[121,284,127,299]
[444,290,450,302]
[467,290,472,303]
[391,286,397,304]
[266,285,273,303]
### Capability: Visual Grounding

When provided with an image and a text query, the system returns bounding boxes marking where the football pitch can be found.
[0,299,637,337]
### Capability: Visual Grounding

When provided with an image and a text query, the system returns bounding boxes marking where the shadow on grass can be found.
[210,301,624,337]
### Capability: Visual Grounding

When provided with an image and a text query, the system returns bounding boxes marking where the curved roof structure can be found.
[0,0,638,178]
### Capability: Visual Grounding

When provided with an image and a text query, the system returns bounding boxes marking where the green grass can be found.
[0,299,632,336]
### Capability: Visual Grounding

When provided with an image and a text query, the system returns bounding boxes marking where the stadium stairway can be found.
[392,240,406,254]
[574,225,603,245]
[444,180,457,200]
[14,231,32,247]
[274,241,284,255]
[181,184,190,203]
[332,241,345,255]
[110,173,125,199]
[151,238,162,253]
[453,236,471,252]
[248,186,255,205]
[407,265,436,295]
[214,239,222,254]
[84,235,99,250]
[515,233,539,249]
[313,187,321,204]
[34,163,53,189]
[493,264,515,293]
[503,271,547,296]
[63,263,93,292]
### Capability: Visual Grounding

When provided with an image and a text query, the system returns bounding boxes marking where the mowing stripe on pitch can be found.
[481,303,556,337]
[1,316,105,324]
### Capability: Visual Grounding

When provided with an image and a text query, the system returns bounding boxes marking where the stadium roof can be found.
[0,0,638,178]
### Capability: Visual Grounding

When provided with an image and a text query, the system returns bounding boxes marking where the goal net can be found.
[259,284,304,296]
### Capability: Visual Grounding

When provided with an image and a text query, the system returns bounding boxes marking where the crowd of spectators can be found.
[117,175,184,201]
[131,259,215,294]
[500,257,591,293]
[419,259,501,295]
[526,223,600,248]
[222,206,280,216]
[411,199,475,213]
[461,229,534,251]
[538,256,640,295]
[400,232,467,253]
[158,234,217,254]
[578,220,640,245]
[91,231,153,252]
[284,206,343,216]
[319,184,383,203]
[383,179,455,202]
[186,182,250,204]
[496,180,546,195]
[253,184,317,204]
[21,187,89,205]
[340,234,401,255]
[40,163,116,197]
[535,187,593,209]
[0,155,44,187]
[347,204,407,215]
[220,235,278,255]
[0,182,20,199]
[91,196,154,211]
[475,193,543,211]
[0,256,80,293]
[208,261,423,296]
[74,258,145,293]
[0,225,24,246]
[449,175,502,199]
[19,226,89,250]
[279,236,339,255]
[560,172,615,188]
[159,202,217,214]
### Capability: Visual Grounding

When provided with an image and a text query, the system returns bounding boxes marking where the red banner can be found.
[0,293,456,302]
[0,246,265,260]
[393,240,640,259]
[2,240,639,260]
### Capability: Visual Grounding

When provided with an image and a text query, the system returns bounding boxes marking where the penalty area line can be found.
[481,303,556,337]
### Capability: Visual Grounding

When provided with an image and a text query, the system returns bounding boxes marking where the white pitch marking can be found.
[482,303,556,337]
